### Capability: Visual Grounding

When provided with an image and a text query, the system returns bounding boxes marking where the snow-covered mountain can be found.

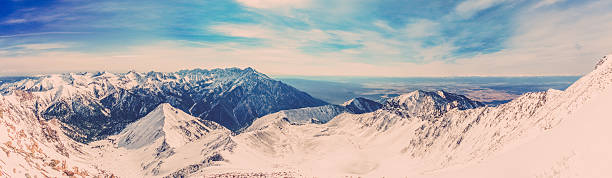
[0,67,327,142]
[0,91,112,177]
[342,97,383,114]
[208,55,612,177]
[247,97,382,130]
[89,103,235,177]
[383,90,484,119]
[116,103,228,149]
[1,54,611,177]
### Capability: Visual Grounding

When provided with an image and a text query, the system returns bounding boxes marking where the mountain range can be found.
[0,67,327,142]
[0,54,610,177]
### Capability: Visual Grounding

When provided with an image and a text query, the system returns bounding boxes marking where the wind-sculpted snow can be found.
[0,67,327,142]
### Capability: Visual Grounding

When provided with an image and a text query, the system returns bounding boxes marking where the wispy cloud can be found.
[454,0,508,19]
[0,0,610,76]
[532,0,565,9]
[211,24,277,39]
[373,20,394,32]
[235,0,311,9]
[0,32,88,38]
[2,18,27,24]
[466,0,612,75]
[401,19,440,39]
[15,43,70,50]
[0,43,72,57]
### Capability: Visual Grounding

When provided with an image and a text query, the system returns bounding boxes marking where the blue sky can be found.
[0,0,611,76]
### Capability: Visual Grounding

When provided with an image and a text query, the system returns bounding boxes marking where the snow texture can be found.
[1,55,612,177]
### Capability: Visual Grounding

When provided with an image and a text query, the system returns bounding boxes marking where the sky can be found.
[0,0,611,77]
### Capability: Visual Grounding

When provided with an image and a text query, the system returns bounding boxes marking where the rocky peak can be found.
[384,90,484,119]
[342,97,383,114]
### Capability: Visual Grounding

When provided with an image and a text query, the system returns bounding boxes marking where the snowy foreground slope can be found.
[0,55,611,177]
[0,91,111,177]
[204,55,612,177]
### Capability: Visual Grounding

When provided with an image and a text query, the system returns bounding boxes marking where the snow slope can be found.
[425,55,612,178]
[430,83,612,178]
[0,91,111,177]
[89,103,234,177]
[209,90,487,176]
[1,55,611,177]
[116,103,227,149]
[203,55,612,177]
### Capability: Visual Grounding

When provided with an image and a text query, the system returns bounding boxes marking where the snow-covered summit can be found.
[117,103,228,149]
[341,97,383,114]
[0,67,267,93]
[383,90,484,119]
[90,103,236,177]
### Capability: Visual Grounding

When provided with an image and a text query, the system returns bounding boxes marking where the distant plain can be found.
[276,76,581,105]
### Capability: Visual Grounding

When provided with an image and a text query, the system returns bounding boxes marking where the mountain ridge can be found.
[0,67,328,142]
[383,89,484,119]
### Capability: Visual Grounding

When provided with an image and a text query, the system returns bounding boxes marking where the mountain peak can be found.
[244,66,255,71]
[124,70,142,81]
[595,55,610,70]
[241,67,270,79]
[384,90,484,119]
[342,97,382,114]
[116,103,227,149]
[176,67,270,80]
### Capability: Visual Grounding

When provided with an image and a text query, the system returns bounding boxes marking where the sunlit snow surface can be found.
[0,55,610,177]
